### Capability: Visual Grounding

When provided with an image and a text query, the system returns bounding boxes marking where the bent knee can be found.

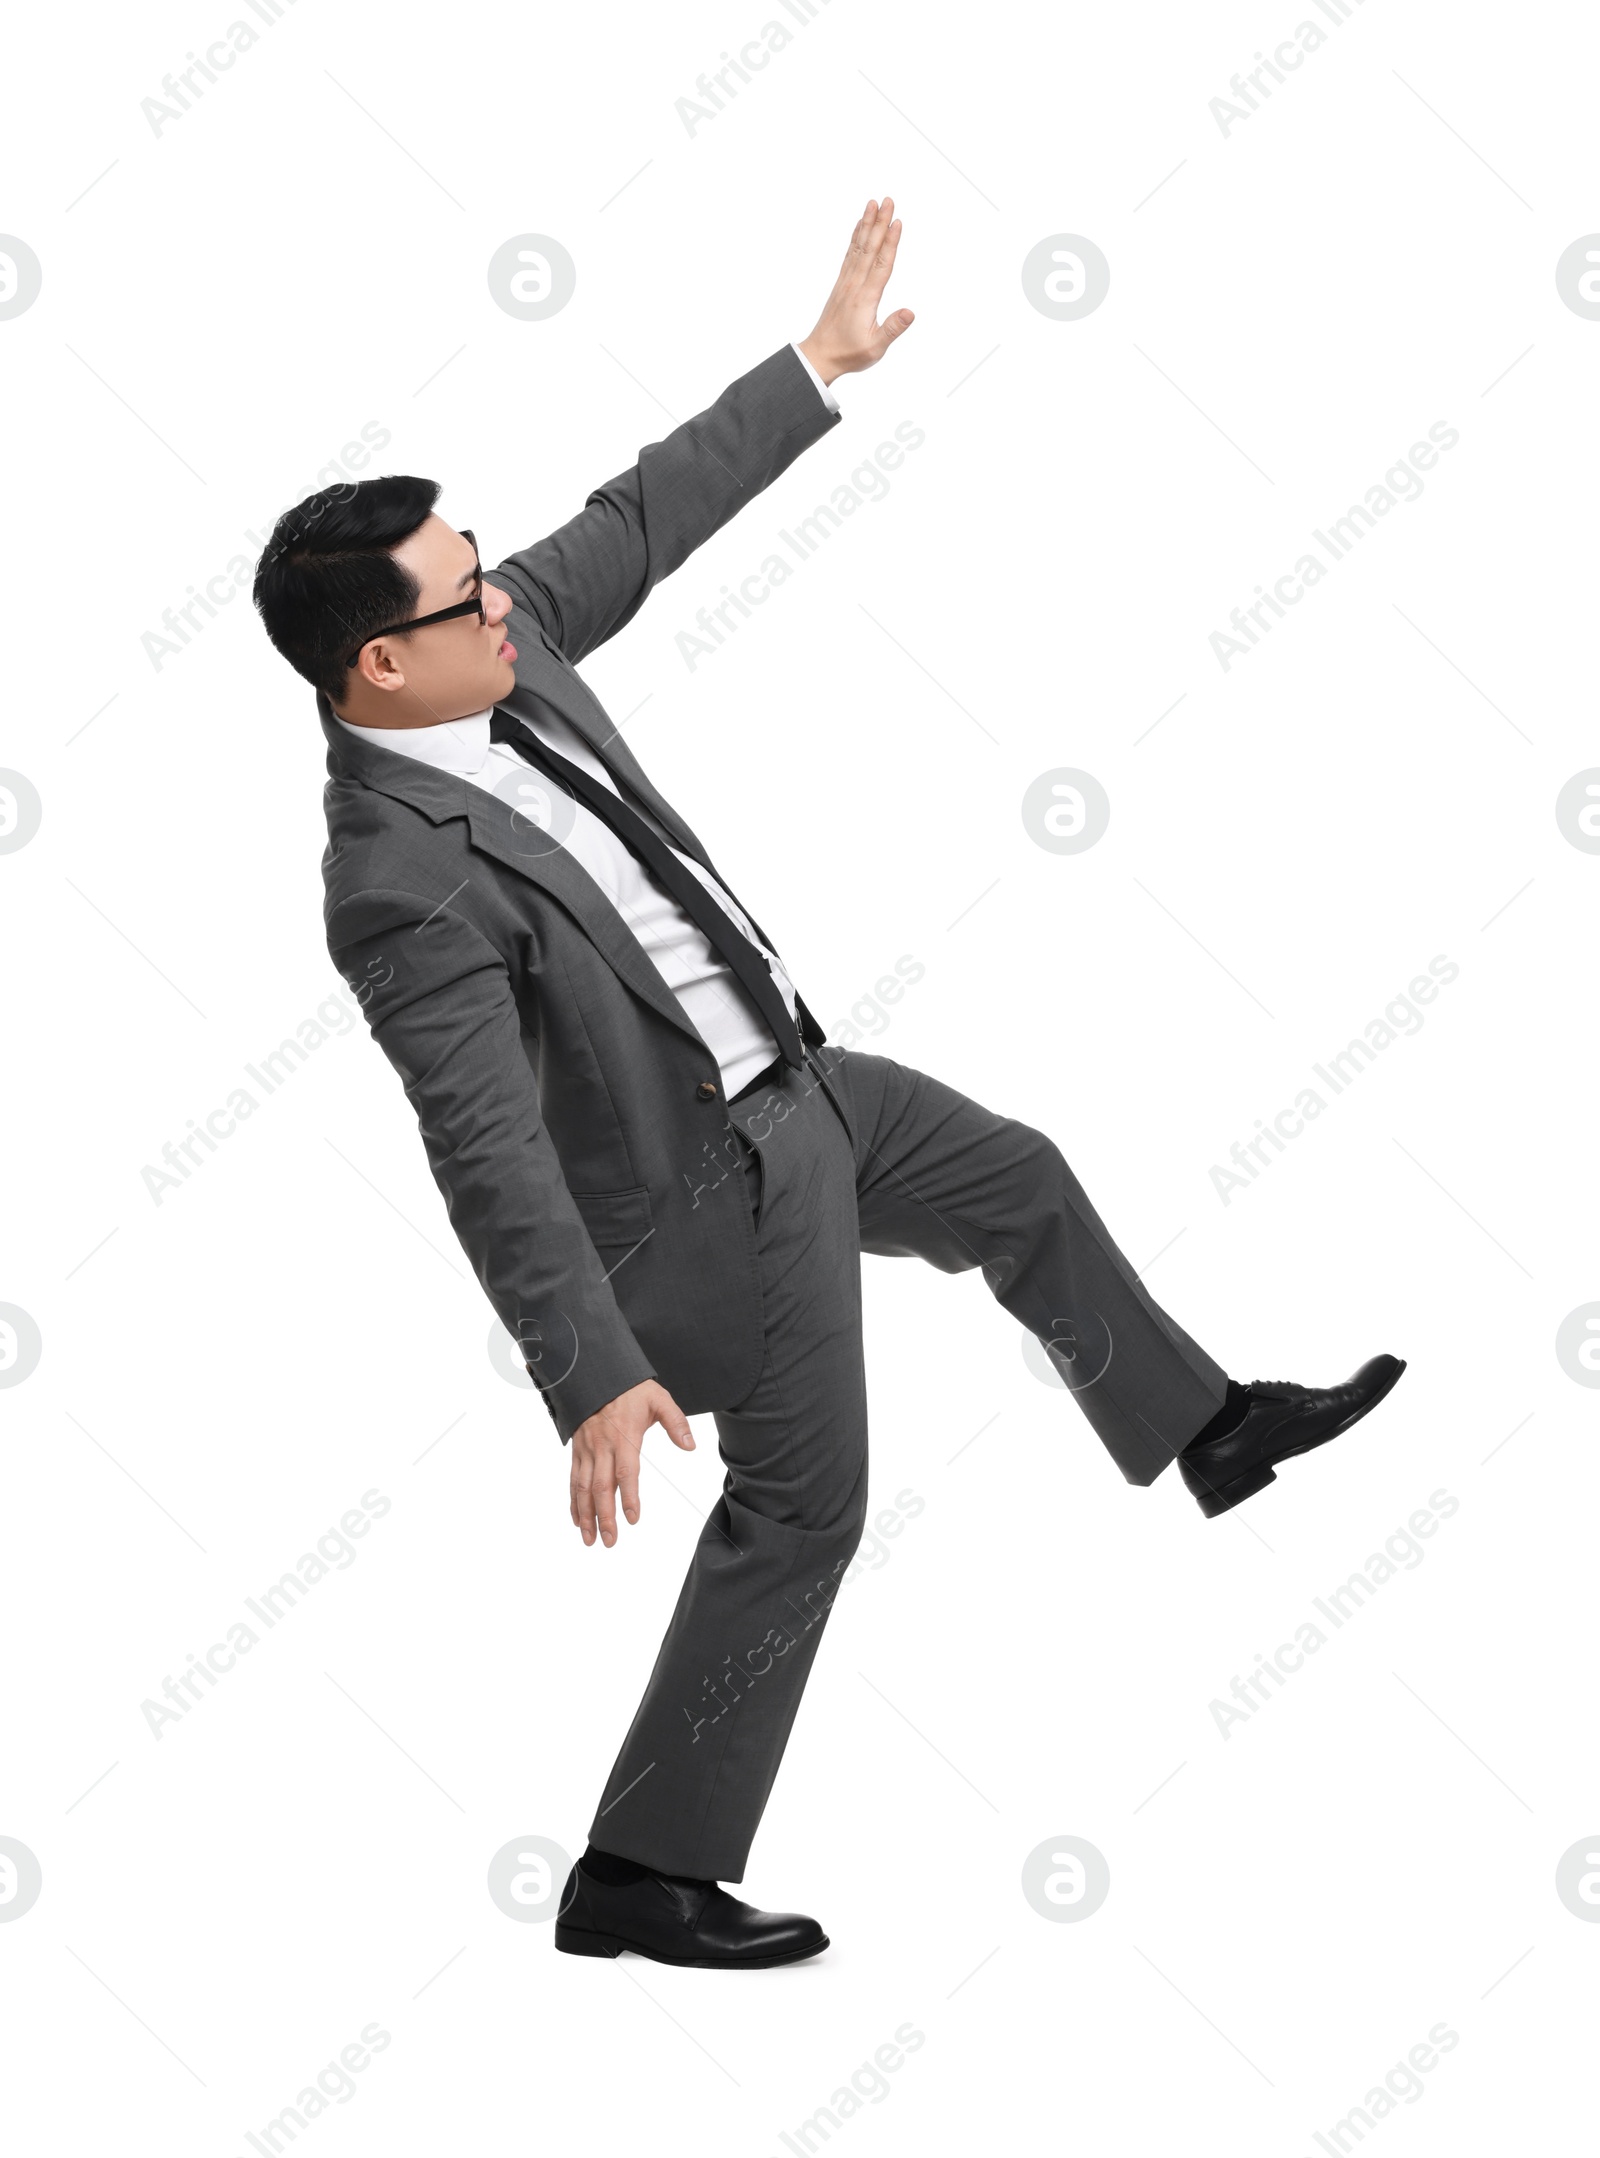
[794,1467,869,1556]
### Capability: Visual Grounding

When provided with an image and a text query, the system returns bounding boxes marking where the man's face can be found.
[342,513,517,725]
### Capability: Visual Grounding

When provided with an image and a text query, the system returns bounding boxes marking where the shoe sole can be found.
[554,1923,831,1969]
[1196,1356,1408,1519]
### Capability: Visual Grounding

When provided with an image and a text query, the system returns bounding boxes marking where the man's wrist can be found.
[796,336,839,386]
[793,339,841,411]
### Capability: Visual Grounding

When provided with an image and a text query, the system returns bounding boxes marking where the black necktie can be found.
[489,708,805,1069]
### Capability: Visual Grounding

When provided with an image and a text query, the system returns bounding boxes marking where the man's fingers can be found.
[868,216,902,292]
[592,1446,619,1540]
[861,201,892,277]
[871,307,915,357]
[870,198,895,264]
[846,201,882,276]
[648,1386,696,1450]
[618,1451,641,1526]
[571,1469,596,1545]
[569,1395,693,1547]
[860,224,901,318]
[840,206,872,276]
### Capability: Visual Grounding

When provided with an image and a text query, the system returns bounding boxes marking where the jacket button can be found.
[696,1079,718,1100]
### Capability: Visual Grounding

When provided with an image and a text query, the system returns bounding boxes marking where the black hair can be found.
[252,474,442,698]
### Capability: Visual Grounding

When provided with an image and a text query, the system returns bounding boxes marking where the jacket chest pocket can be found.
[571,1185,653,1249]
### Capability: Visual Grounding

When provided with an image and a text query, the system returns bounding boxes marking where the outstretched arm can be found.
[491,199,914,663]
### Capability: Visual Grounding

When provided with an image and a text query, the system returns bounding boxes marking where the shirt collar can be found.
[333,706,495,776]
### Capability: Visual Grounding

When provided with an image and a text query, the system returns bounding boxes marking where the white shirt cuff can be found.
[791,342,839,413]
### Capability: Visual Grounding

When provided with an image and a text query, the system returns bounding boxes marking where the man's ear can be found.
[356,640,408,695]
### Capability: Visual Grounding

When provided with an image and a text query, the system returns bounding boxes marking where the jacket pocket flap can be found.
[571,1185,653,1248]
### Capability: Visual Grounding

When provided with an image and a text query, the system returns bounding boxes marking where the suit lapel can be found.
[495,628,798,959]
[496,622,716,869]
[319,698,710,1054]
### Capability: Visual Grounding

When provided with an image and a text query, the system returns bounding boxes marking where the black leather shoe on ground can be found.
[554,1864,829,1968]
[1179,1354,1406,1519]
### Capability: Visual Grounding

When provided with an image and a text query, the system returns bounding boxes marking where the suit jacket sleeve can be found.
[327,885,657,1442]
[490,343,840,663]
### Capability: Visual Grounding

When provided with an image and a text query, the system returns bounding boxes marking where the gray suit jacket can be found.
[319,344,845,1440]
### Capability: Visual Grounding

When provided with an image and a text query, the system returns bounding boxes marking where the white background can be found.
[3,1,1597,2151]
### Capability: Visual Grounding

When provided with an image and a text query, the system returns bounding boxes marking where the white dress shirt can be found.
[336,346,834,1097]
[335,703,802,1096]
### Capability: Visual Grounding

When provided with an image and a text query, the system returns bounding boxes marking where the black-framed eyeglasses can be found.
[344,530,484,668]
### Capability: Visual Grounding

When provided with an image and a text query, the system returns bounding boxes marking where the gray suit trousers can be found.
[587,1047,1228,1883]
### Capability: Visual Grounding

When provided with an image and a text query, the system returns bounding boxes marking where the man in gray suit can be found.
[254,200,1403,1968]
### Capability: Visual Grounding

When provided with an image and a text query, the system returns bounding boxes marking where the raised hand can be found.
[798,197,915,385]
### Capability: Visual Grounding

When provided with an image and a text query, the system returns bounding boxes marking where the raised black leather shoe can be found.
[554,1863,829,1968]
[1179,1354,1406,1518]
